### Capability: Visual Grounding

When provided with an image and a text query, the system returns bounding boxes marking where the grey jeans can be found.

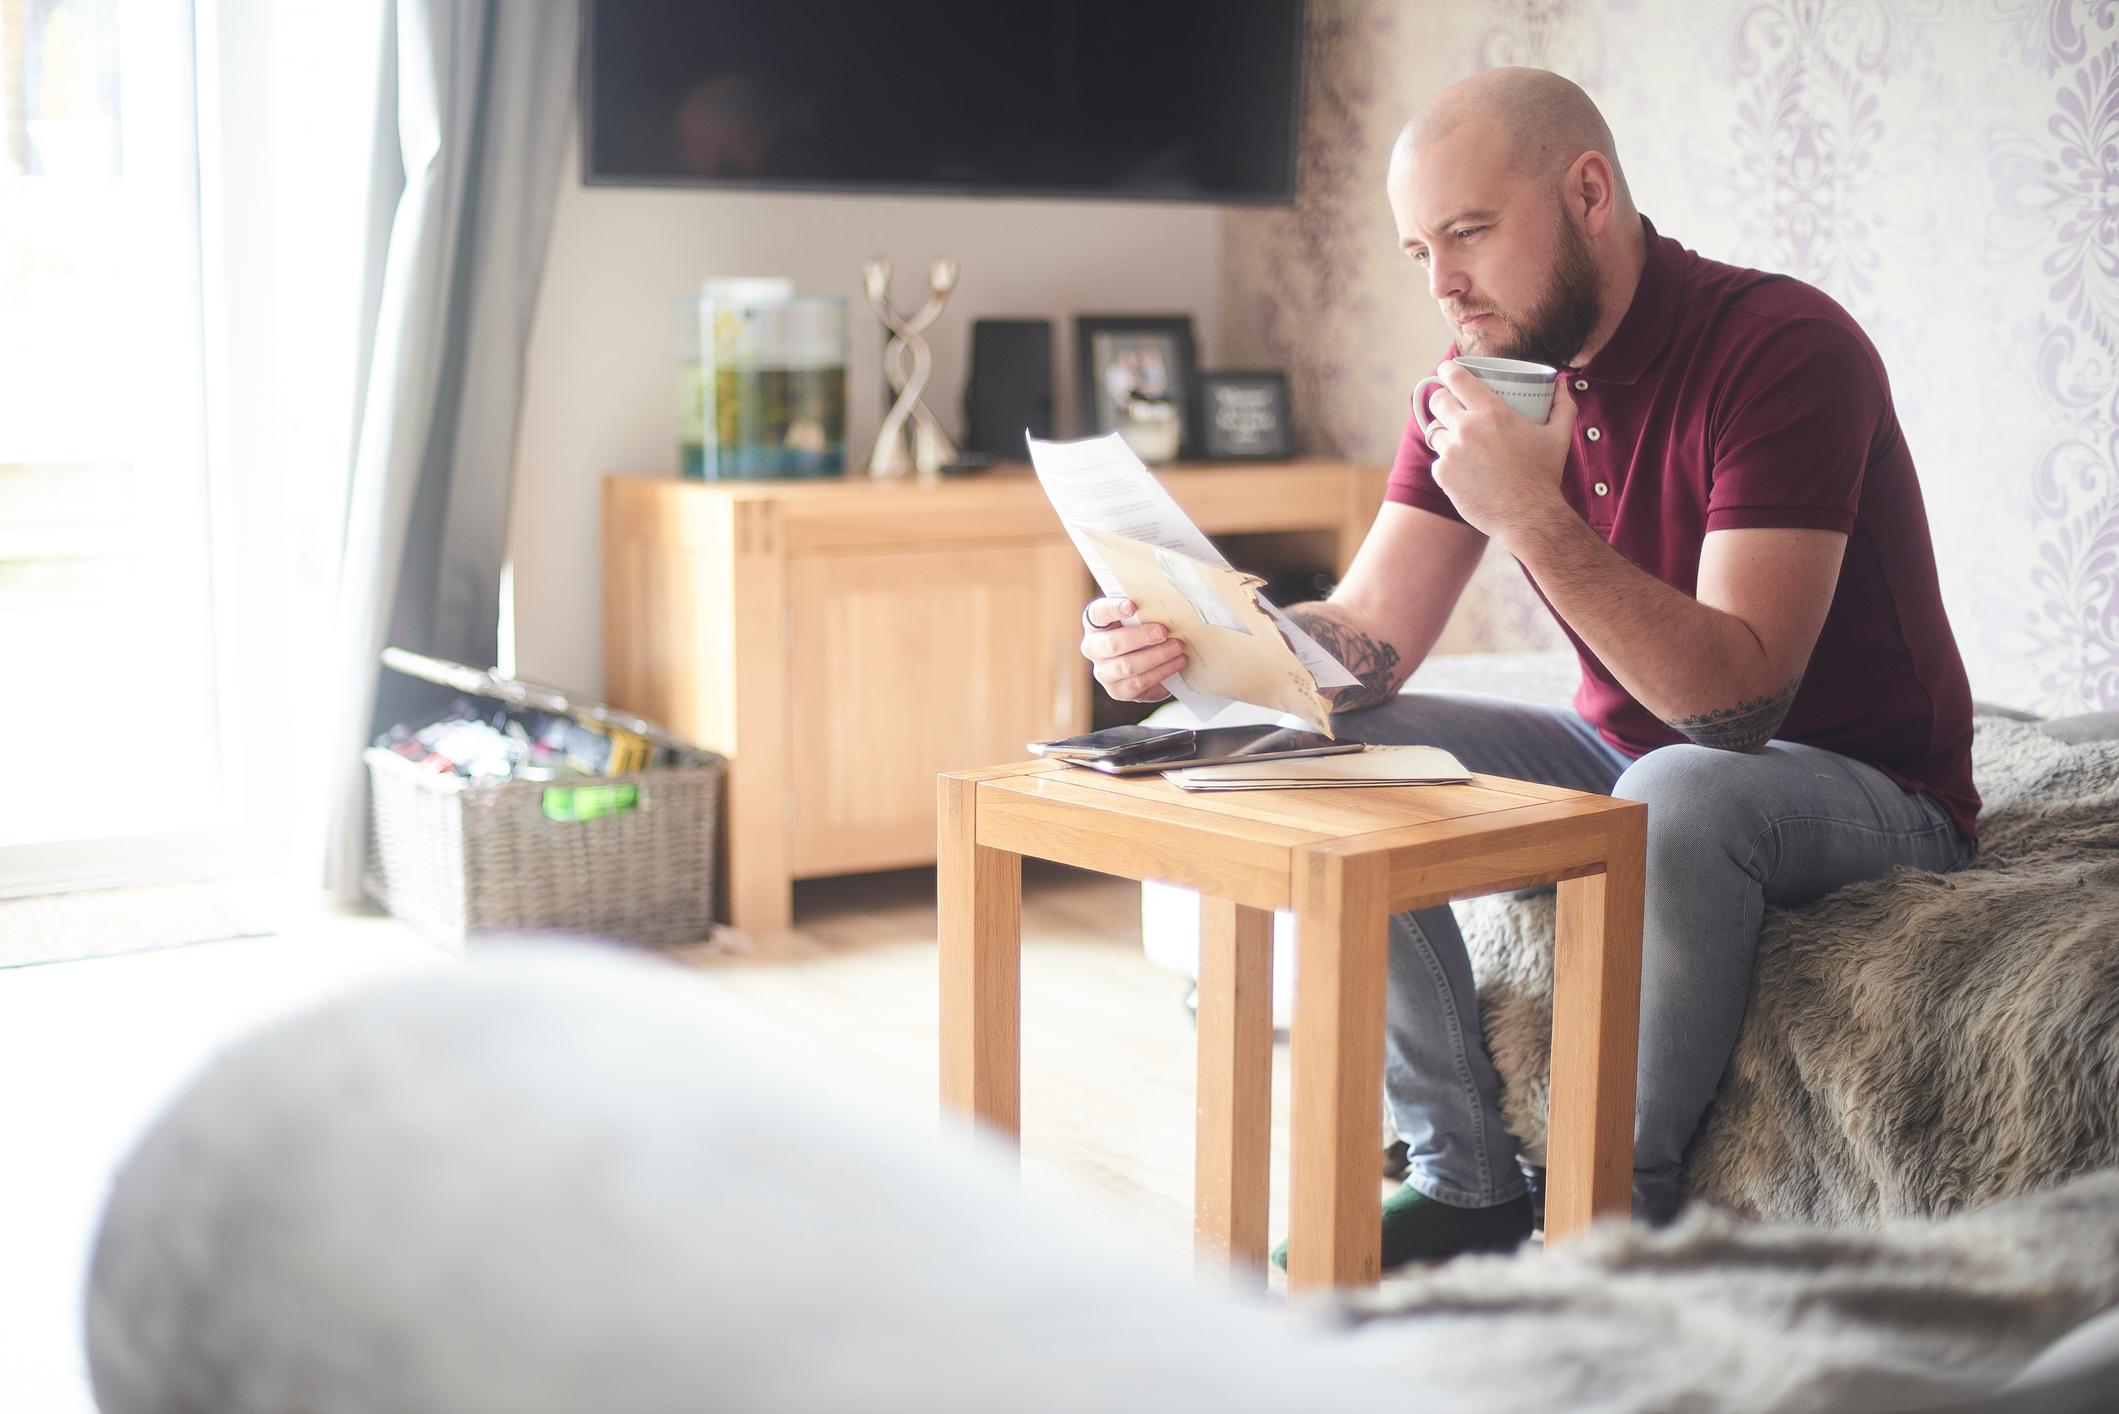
[1333,690,1976,1222]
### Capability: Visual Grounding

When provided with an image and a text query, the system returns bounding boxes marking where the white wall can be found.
[507,123,1227,696]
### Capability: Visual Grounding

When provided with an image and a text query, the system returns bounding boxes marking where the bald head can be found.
[1392,67,1632,211]
[1385,68,1647,368]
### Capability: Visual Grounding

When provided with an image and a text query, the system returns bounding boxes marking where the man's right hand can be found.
[1080,597,1189,703]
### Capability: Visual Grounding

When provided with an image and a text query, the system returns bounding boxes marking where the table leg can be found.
[1546,807,1646,1239]
[938,776,1024,1145]
[1287,849,1391,1291]
[1194,897,1274,1288]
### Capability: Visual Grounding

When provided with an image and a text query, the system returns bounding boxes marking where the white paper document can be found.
[1025,433,1358,725]
[1164,744,1472,792]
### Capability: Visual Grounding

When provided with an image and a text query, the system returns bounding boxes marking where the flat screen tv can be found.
[583,0,1305,204]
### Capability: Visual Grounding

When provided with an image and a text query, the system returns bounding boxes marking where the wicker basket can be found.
[363,747,724,948]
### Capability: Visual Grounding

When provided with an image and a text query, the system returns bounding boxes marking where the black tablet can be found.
[1071,725,1361,775]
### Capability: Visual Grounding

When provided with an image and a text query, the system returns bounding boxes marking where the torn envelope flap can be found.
[1151,545,1251,634]
[1081,527,1335,736]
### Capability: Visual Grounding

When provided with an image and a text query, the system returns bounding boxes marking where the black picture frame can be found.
[1074,315,1197,463]
[1197,370,1292,460]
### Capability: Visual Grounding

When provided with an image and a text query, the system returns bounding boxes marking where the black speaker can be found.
[962,318,1053,459]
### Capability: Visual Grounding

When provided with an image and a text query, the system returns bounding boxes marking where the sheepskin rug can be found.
[1336,1168,2119,1413]
[1461,716,2119,1223]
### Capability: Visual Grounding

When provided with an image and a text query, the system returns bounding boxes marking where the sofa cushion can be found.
[2037,709,2119,744]
[1972,700,2043,722]
[84,947,1402,1414]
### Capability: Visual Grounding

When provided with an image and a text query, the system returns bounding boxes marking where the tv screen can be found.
[583,0,1305,204]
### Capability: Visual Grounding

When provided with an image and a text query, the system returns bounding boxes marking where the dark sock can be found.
[1271,1184,1534,1273]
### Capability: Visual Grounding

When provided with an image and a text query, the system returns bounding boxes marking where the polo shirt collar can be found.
[1579,214,1682,385]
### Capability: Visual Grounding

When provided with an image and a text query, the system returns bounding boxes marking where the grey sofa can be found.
[85,945,2119,1414]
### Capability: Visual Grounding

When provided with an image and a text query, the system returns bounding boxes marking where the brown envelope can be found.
[1082,527,1334,736]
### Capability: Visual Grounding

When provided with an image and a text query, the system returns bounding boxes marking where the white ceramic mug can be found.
[1414,356,1560,449]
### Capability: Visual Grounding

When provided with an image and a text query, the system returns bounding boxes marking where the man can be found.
[1079,67,1979,1269]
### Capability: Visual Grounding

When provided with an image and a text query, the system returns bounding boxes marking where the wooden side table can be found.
[937,759,1645,1292]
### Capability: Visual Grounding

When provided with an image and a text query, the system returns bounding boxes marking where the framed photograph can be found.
[1197,371,1291,460]
[1075,315,1196,464]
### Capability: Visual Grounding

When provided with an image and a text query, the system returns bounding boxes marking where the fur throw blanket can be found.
[1333,1169,2119,1413]
[1462,716,2119,1224]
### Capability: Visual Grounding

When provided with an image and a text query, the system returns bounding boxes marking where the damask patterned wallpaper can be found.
[1223,0,2118,713]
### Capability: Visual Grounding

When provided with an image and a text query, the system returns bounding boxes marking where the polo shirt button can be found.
[1573,379,1589,391]
[1594,480,1610,496]
[1586,427,1602,441]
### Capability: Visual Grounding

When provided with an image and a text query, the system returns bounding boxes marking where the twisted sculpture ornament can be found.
[862,258,959,477]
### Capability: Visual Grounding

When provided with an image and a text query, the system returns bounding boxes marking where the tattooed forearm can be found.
[1665,677,1801,753]
[1286,603,1406,712]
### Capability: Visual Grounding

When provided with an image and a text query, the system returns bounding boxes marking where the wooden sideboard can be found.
[602,460,1386,932]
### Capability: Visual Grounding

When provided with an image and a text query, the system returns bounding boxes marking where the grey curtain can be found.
[324,0,579,897]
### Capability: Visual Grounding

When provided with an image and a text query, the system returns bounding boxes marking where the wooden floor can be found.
[681,859,1305,1287]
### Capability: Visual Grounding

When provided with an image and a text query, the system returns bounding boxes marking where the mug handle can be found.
[1412,375,1447,451]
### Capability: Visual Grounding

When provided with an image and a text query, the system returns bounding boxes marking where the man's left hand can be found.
[1423,362,1578,551]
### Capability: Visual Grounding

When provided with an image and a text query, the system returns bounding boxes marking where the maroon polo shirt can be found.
[1387,216,1980,846]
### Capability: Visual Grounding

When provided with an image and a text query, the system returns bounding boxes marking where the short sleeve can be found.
[1384,353,1466,524]
[1705,318,1882,535]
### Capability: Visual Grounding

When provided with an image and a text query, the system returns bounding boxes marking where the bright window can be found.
[0,0,221,856]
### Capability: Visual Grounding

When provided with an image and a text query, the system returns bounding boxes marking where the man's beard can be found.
[1465,204,1602,368]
